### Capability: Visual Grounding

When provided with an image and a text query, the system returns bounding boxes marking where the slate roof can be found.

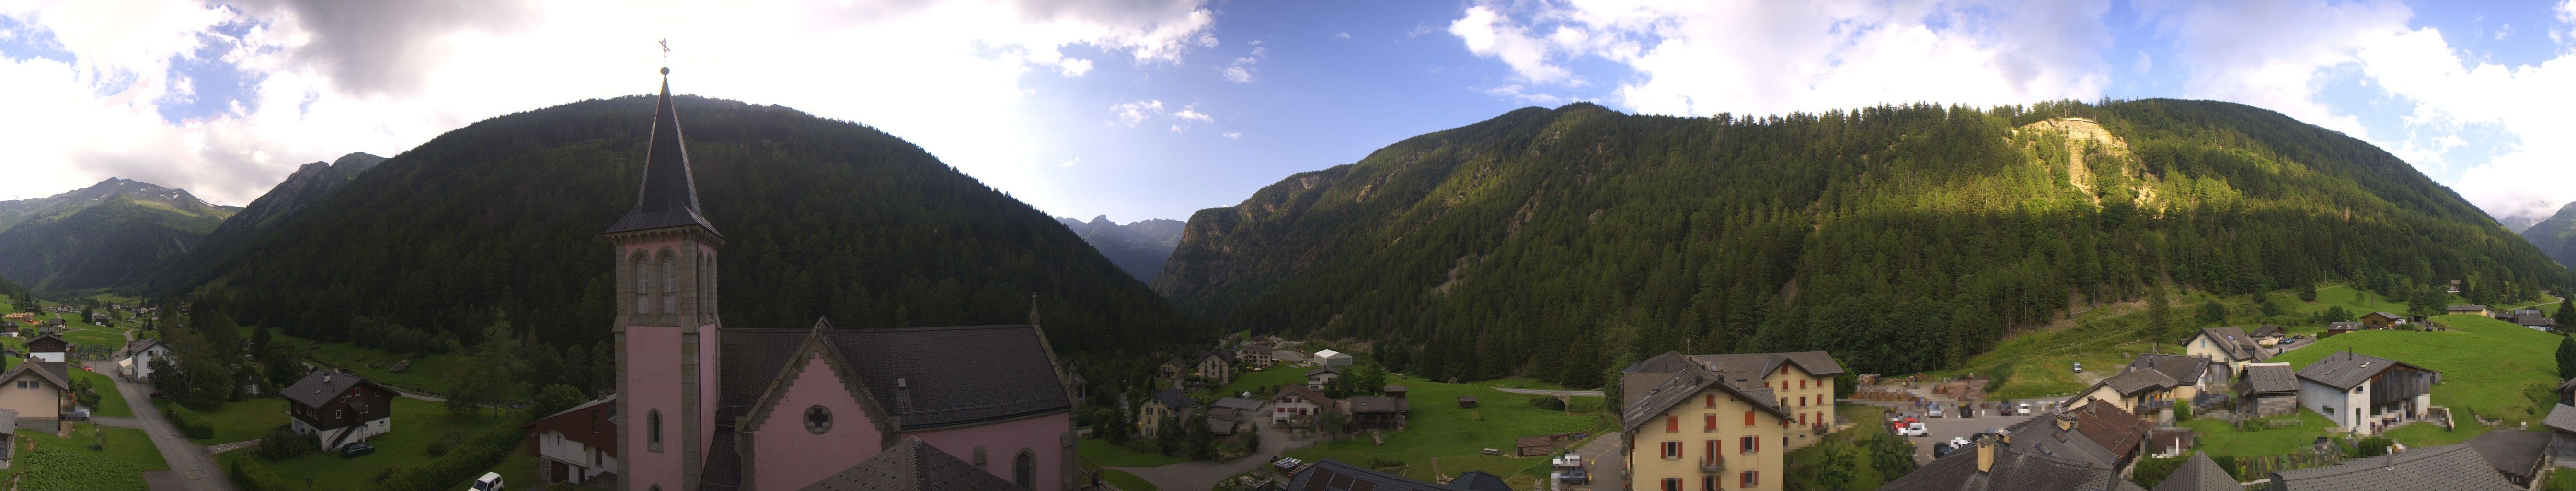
[702,428,742,491]
[2249,325,2284,337]
[1447,471,1513,491]
[119,339,165,357]
[796,437,1023,491]
[1990,401,2147,468]
[1286,458,1478,491]
[0,408,17,434]
[532,395,619,423]
[2151,453,2237,491]
[1623,350,1848,378]
[2545,404,2576,433]
[2295,351,2437,391]
[1209,397,1264,411]
[1878,439,2147,491]
[2099,369,2178,396]
[1306,366,1342,377]
[719,322,1073,432]
[2363,312,2403,321]
[282,369,386,409]
[2266,444,2520,491]
[2448,304,2489,312]
[1152,388,1196,410]
[1347,396,1408,414]
[2510,312,2556,327]
[2194,327,2266,362]
[2467,429,2551,479]
[1620,363,1788,432]
[1273,385,1338,412]
[604,74,720,237]
[2240,363,2300,394]
[2327,322,2363,331]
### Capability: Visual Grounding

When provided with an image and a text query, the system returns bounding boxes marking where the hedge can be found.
[164,404,215,440]
[230,457,297,491]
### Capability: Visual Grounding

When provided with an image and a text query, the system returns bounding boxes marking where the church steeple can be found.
[605,67,721,237]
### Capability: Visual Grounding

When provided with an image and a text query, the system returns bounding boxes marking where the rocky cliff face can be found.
[1057,215,1186,281]
[199,152,386,246]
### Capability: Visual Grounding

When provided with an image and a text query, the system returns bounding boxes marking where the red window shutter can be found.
[1705,394,1715,408]
[1704,414,1715,431]
[1798,413,1806,425]
[1742,471,1757,487]
[1668,416,1679,433]
[1744,411,1756,427]
[1800,379,1807,389]
[1704,440,1716,460]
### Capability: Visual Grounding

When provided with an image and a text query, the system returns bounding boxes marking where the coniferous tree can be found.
[2555,300,2573,328]
[2556,336,2576,381]
[2148,286,2174,350]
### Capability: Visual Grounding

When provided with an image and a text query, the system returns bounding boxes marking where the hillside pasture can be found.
[2267,314,2559,447]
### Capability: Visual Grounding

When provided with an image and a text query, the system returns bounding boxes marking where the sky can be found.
[3,0,2576,226]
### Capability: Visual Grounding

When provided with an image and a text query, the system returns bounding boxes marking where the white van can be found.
[471,472,504,491]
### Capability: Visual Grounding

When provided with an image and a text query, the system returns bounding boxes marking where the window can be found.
[632,251,650,314]
[1701,476,1716,491]
[1740,471,1758,487]
[1799,379,1807,389]
[1661,441,1681,459]
[1744,411,1756,427]
[1740,436,1759,454]
[1703,414,1715,431]
[648,410,663,444]
[1798,413,1806,425]
[1013,449,1036,488]
[1704,394,1715,408]
[658,250,677,315]
[1799,396,1806,406]
[1660,478,1682,491]
[1703,440,1717,461]
[1667,416,1679,433]
[804,405,833,434]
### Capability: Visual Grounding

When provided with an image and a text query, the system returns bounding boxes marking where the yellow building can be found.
[1621,351,1843,491]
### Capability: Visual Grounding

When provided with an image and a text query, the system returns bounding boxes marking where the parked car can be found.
[1929,405,1944,418]
[2072,362,2084,373]
[1950,436,1971,448]
[472,472,505,491]
[1900,422,1929,437]
[2280,337,2299,345]
[339,441,376,458]
[2017,402,2032,415]
[1932,442,1954,457]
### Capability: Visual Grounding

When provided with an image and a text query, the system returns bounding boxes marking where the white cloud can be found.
[1059,157,1079,167]
[1333,32,1349,39]
[0,0,1219,209]
[1217,44,1261,82]
[1110,99,1167,127]
[1218,65,1253,82]
[1173,105,1212,122]
[1221,131,1240,139]
[1169,124,1187,133]
[1444,0,2112,117]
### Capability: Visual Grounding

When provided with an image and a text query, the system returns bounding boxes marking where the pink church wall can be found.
[912,412,1073,491]
[751,354,882,491]
[622,323,685,491]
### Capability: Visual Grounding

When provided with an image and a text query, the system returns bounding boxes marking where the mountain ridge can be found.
[1056,215,1184,281]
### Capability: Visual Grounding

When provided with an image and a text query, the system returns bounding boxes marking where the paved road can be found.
[1111,417,1317,491]
[91,359,239,491]
[1897,409,2043,462]
[1567,431,1623,491]
[1493,387,1605,397]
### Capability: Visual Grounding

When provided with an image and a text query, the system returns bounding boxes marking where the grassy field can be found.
[221,397,515,491]
[71,366,133,417]
[2268,314,2559,446]
[175,397,291,444]
[24,423,169,471]
[1279,373,1609,489]
[290,331,522,399]
[2177,412,2336,456]
[1204,363,1315,400]
[447,447,542,491]
[1079,437,1191,467]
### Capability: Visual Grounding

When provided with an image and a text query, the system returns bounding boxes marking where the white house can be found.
[1314,349,1352,368]
[2295,351,2438,436]
[2184,326,2268,371]
[522,396,618,485]
[116,339,171,382]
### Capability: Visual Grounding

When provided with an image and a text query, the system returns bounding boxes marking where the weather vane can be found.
[659,38,671,74]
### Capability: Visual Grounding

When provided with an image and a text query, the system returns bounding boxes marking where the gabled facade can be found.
[1620,364,1794,491]
[1305,366,1342,391]
[0,362,70,430]
[2359,312,2404,329]
[282,370,396,451]
[1622,351,1844,448]
[1196,351,1232,386]
[2294,351,2438,436]
[1138,387,1195,438]
[526,396,620,485]
[1269,385,1336,427]
[1236,341,1276,369]
[24,334,67,362]
[2183,327,2267,370]
[117,339,171,381]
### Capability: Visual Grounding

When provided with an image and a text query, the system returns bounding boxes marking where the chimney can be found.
[1975,434,1999,473]
[1995,427,2012,444]
[323,373,332,384]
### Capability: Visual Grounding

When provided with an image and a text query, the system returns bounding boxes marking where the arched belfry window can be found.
[699,253,715,316]
[631,251,650,315]
[658,248,677,314]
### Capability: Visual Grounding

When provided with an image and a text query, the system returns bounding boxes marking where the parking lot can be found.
[1881,401,2057,462]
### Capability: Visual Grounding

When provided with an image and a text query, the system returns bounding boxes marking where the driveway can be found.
[1111,416,1316,491]
[89,360,239,491]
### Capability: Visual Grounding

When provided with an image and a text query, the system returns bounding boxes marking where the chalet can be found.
[285,370,396,451]
[1384,384,1407,399]
[24,334,67,362]
[1346,395,1407,431]
[1196,351,1233,386]
[2294,351,2438,435]
[1204,397,1263,436]
[2451,279,2463,293]
[522,396,617,485]
[116,339,171,382]
[1515,436,1553,456]
[1138,387,1196,438]
[1305,365,1343,391]
[1158,357,1189,381]
[2235,363,2301,417]
[2064,354,2212,421]
[1456,396,1475,408]
[2324,322,2363,338]
[1269,385,1336,427]
[1314,349,1352,368]
[2248,325,2286,345]
[2264,444,2518,491]
[1880,402,2149,491]
[2448,305,2493,316]
[1,312,31,327]
[2506,310,2557,330]
[2466,430,2551,487]
[1236,340,1276,369]
[0,362,71,430]
[2182,327,2267,370]
[2359,311,2404,329]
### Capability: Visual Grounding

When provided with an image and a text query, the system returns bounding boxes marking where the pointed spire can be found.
[605,66,721,238]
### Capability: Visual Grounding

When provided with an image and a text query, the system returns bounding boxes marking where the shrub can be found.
[23,444,149,491]
[1526,395,1566,410]
[164,404,215,440]
[2353,437,2395,457]
[2130,455,2189,489]
[426,430,469,457]
[230,457,296,491]
[256,425,319,461]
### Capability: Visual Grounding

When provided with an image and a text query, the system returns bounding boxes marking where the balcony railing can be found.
[1700,457,1725,473]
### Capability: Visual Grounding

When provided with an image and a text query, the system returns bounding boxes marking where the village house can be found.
[0,312,31,327]
[2234,362,2301,417]
[2294,351,2438,435]
[2325,322,2364,338]
[1313,349,1352,368]
[2151,453,2244,491]
[603,74,1081,491]
[2359,311,2405,329]
[1880,402,2150,491]
[1383,384,1407,399]
[1305,365,1343,391]
[1204,397,1263,436]
[1622,351,1845,446]
[24,334,67,362]
[1138,388,1196,438]
[2503,309,2556,330]
[2063,354,2213,421]
[1346,395,1407,431]
[0,362,71,430]
[2182,327,2268,370]
[284,370,397,451]
[2447,304,2492,316]
[2248,325,2286,345]
[0,409,15,462]
[1159,357,1189,382]
[1196,350,1233,386]
[116,339,171,382]
[1620,362,1793,491]
[1235,339,1276,369]
[523,396,618,485]
[1269,384,1336,428]
[2263,443,2518,491]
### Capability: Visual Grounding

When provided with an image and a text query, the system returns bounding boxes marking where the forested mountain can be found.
[1056,215,1185,280]
[1158,99,2570,386]
[140,152,384,290]
[160,94,1208,374]
[0,191,232,292]
[0,177,236,233]
[2518,201,2576,267]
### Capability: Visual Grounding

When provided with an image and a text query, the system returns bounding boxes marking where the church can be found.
[606,68,1076,491]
